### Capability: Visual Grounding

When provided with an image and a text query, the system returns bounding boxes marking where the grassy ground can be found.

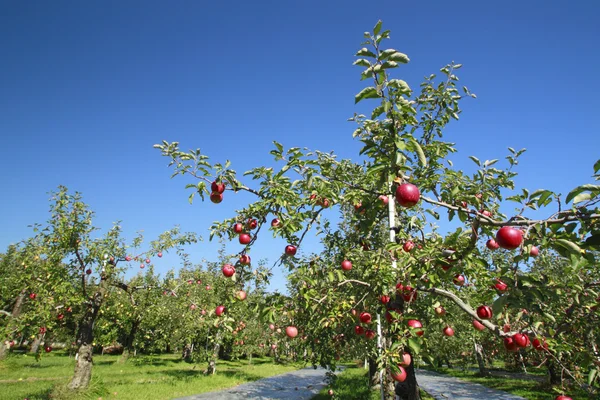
[0,352,304,400]
[311,364,434,400]
[426,366,591,400]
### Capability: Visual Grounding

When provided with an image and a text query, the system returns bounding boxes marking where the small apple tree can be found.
[155,21,600,399]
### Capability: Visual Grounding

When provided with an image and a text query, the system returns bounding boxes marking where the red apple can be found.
[211,181,225,194]
[246,218,258,230]
[190,304,197,310]
[239,254,251,265]
[496,227,523,250]
[503,337,518,352]
[378,195,389,205]
[359,312,372,324]
[233,223,244,234]
[125,255,132,261]
[86,268,92,275]
[222,264,235,277]
[341,260,352,271]
[530,246,539,257]
[555,396,572,400]
[476,305,493,320]
[44,346,52,353]
[215,305,226,316]
[57,314,64,320]
[402,286,417,302]
[380,295,390,304]
[453,274,465,286]
[39,327,47,334]
[328,389,334,396]
[391,365,407,382]
[239,233,252,245]
[460,201,468,208]
[365,329,376,340]
[407,319,424,336]
[513,333,530,348]
[486,239,500,250]
[396,283,404,292]
[271,218,280,227]
[480,209,492,217]
[399,353,412,367]
[145,258,151,264]
[205,285,211,290]
[285,326,298,338]
[157,252,162,258]
[472,320,485,331]
[285,245,297,256]
[139,264,145,269]
[271,344,277,350]
[434,306,446,316]
[210,192,223,203]
[532,337,548,351]
[269,324,275,331]
[403,241,415,252]
[354,325,365,335]
[395,183,420,208]
[443,326,454,337]
[503,324,511,333]
[495,279,508,292]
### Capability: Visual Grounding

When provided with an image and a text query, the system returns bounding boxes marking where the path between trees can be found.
[174,367,330,400]
[416,369,526,400]
[174,367,528,400]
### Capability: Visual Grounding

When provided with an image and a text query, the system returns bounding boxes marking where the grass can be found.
[0,352,304,400]
[311,363,435,400]
[425,366,592,400]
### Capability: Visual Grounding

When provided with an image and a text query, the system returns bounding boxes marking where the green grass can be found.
[426,366,592,400]
[311,364,434,400]
[0,352,304,400]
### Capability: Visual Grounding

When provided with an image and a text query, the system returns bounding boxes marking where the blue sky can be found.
[1,1,599,292]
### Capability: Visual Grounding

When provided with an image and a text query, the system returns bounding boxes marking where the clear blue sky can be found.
[1,1,599,292]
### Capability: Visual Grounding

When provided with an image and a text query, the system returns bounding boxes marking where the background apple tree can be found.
[155,21,600,400]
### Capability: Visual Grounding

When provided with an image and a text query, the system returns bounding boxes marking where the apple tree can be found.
[155,21,600,400]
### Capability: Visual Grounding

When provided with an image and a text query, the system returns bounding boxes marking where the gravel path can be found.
[416,369,526,400]
[174,367,330,400]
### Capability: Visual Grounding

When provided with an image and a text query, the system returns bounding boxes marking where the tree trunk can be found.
[205,332,221,375]
[182,344,192,361]
[473,339,489,376]
[0,289,27,360]
[68,287,105,390]
[119,319,139,363]
[548,359,562,385]
[29,333,45,354]
[395,352,421,400]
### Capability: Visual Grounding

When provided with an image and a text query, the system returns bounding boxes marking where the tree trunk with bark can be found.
[205,332,221,375]
[548,359,562,385]
[29,333,45,354]
[68,285,105,390]
[119,319,140,363]
[395,352,421,400]
[473,340,489,377]
[0,289,27,360]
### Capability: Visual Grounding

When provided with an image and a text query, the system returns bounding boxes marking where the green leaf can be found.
[565,184,600,204]
[356,48,377,58]
[409,138,427,168]
[407,337,421,355]
[373,20,382,36]
[554,238,582,255]
[355,87,380,104]
[367,163,387,176]
[594,159,600,174]
[378,49,397,61]
[388,52,410,64]
[353,59,371,67]
[573,192,592,204]
[468,156,481,166]
[388,79,411,94]
[381,60,398,69]
[492,295,508,316]
[588,368,598,386]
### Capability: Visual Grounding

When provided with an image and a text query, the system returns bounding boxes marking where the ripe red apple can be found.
[380,295,390,304]
[530,246,539,257]
[453,274,465,286]
[403,241,415,252]
[434,306,446,316]
[271,344,277,350]
[125,255,132,261]
[365,329,376,340]
[341,260,352,271]
[555,396,572,400]
[239,254,251,265]
[460,201,468,208]
[359,312,372,324]
[402,286,417,302]
[439,261,452,271]
[503,337,518,352]
[157,252,162,258]
[285,326,298,338]
[57,313,64,320]
[378,195,389,205]
[395,183,420,208]
[269,324,275,331]
[321,198,330,208]
[222,264,235,277]
[503,324,511,333]
[476,305,493,320]
[480,209,492,217]
[239,233,252,245]
[211,181,225,194]
[210,192,223,204]
[407,319,424,336]
[532,337,548,351]
[271,218,280,227]
[215,305,226,316]
[391,365,407,382]
[86,268,92,275]
[246,218,258,230]
[190,304,197,310]
[443,326,454,337]
[354,325,365,335]
[399,352,412,367]
[205,285,211,290]
[285,245,297,256]
[486,239,500,250]
[39,327,47,334]
[495,279,508,292]
[237,290,247,301]
[496,227,523,250]
[44,346,52,353]
[472,320,485,331]
[145,258,151,264]
[513,333,530,348]
[233,223,244,234]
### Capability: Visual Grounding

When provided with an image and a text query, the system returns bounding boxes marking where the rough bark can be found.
[473,340,489,376]
[29,333,45,354]
[0,289,27,360]
[395,352,421,400]
[68,286,105,390]
[181,343,192,362]
[205,332,221,375]
[548,359,562,385]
